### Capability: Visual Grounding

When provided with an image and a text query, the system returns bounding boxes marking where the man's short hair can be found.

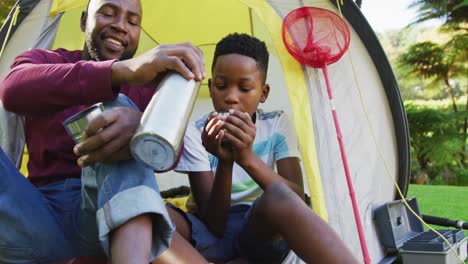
[213,33,269,82]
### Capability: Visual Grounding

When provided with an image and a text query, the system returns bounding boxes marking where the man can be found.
[0,0,206,263]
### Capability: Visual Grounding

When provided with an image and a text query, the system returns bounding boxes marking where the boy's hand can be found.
[221,110,256,166]
[202,112,233,162]
[112,42,205,87]
[73,107,142,167]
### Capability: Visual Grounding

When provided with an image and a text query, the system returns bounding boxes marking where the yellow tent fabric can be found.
[28,0,329,220]
[50,0,87,16]
[241,0,327,221]
[2,1,413,261]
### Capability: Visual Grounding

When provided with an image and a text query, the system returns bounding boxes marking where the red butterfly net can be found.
[282,6,350,68]
[282,7,370,264]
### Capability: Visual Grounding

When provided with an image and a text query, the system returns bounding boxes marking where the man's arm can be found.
[1,43,204,117]
[0,49,117,115]
[75,42,205,165]
[110,42,205,87]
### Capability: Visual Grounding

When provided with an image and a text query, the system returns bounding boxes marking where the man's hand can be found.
[73,107,142,167]
[112,42,205,87]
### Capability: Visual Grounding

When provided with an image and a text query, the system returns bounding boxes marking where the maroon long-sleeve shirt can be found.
[0,48,155,186]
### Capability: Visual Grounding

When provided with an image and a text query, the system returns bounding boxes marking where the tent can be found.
[0,0,410,262]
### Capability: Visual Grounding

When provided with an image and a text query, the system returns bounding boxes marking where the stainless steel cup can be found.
[216,111,230,146]
[130,72,201,172]
[63,103,104,144]
[217,111,229,119]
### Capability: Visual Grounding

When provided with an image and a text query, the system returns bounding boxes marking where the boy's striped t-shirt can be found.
[175,109,301,206]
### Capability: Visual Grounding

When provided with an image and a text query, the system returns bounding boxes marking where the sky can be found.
[360,0,443,32]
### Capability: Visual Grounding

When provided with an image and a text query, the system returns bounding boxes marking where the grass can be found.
[407,184,468,264]
[407,184,468,236]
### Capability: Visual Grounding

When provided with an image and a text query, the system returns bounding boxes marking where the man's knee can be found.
[103,94,139,110]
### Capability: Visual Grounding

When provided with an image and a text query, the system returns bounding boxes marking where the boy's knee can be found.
[264,182,293,202]
[256,183,295,216]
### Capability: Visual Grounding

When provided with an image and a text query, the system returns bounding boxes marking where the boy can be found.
[168,33,357,263]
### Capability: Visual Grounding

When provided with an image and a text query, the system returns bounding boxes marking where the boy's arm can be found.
[191,115,237,236]
[240,155,304,198]
[188,161,233,237]
[223,110,304,198]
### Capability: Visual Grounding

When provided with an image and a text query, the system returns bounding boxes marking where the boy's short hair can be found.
[213,33,269,83]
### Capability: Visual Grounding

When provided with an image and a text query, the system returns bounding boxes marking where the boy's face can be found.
[209,54,269,117]
[81,0,142,61]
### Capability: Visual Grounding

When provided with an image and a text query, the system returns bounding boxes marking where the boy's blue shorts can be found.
[168,202,290,263]
[0,94,174,263]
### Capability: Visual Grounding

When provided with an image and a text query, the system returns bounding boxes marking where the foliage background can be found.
[379,27,466,101]
[0,0,15,26]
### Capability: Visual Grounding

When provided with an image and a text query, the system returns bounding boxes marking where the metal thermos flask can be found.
[130,72,201,172]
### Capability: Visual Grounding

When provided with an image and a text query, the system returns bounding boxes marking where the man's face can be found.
[81,0,142,61]
[209,54,269,117]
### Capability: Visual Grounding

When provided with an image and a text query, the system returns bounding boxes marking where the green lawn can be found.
[407,184,468,236]
[407,184,468,263]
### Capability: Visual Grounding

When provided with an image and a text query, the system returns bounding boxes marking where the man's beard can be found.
[85,32,137,61]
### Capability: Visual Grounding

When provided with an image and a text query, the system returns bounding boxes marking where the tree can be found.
[399,42,460,112]
[0,0,16,26]
[409,0,468,32]
[399,40,467,165]
[406,104,467,183]
[404,0,468,166]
